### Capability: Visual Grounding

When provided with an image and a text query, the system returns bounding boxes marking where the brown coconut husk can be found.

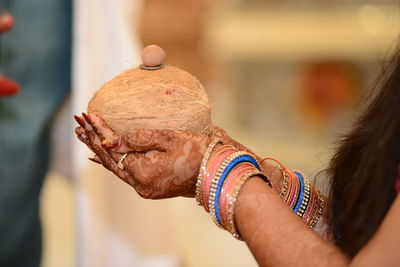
[88,65,211,135]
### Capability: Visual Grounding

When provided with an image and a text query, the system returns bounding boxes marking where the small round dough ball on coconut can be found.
[88,45,212,135]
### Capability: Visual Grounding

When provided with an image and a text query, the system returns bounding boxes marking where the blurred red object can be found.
[0,76,19,96]
[0,11,18,97]
[0,12,15,33]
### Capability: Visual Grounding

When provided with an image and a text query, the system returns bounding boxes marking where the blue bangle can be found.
[293,171,304,213]
[214,154,260,225]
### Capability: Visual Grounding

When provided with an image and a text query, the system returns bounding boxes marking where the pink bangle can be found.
[310,193,325,228]
[201,147,237,212]
[219,163,255,230]
[195,138,222,207]
[308,188,324,228]
[287,170,300,209]
[303,187,317,223]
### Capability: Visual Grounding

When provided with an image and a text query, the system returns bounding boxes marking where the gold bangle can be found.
[278,167,290,199]
[228,170,266,240]
[310,192,325,228]
[208,151,257,228]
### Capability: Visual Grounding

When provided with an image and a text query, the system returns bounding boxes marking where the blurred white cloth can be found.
[70,0,178,266]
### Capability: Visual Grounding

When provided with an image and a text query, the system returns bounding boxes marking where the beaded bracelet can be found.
[287,170,300,209]
[197,147,272,239]
[195,138,222,206]
[213,154,261,226]
[303,184,317,224]
[310,194,325,228]
[201,146,237,212]
[294,171,311,218]
[261,159,325,228]
[227,169,267,240]
[208,151,261,228]
[219,163,256,231]
[279,167,290,199]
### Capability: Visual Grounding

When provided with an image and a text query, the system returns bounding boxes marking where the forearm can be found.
[261,160,332,238]
[235,177,349,267]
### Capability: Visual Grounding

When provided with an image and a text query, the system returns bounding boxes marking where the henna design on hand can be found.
[75,113,209,199]
[74,114,283,199]
[74,115,136,188]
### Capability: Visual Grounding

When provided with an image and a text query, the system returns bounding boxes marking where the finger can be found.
[75,126,101,155]
[75,126,136,186]
[80,113,118,154]
[88,155,101,164]
[83,114,127,165]
[88,113,121,150]
[74,115,86,128]
[75,126,89,144]
[82,112,92,125]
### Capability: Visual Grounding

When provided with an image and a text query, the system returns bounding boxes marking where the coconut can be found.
[88,45,211,135]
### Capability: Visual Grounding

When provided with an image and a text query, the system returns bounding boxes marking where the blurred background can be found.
[2,0,399,266]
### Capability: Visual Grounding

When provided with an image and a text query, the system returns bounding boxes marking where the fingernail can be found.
[82,112,92,124]
[88,157,101,164]
[111,138,121,149]
[74,115,85,127]
[101,139,110,149]
[101,139,116,149]
[75,126,84,134]
[106,137,121,149]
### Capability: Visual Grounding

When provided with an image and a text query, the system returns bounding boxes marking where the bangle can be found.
[294,171,311,218]
[208,151,256,227]
[303,185,317,224]
[310,192,325,228]
[198,148,271,238]
[228,170,267,240]
[262,158,325,228]
[279,167,290,199]
[195,138,222,206]
[219,163,255,230]
[293,170,305,213]
[202,146,237,212]
[210,152,261,227]
[286,170,298,209]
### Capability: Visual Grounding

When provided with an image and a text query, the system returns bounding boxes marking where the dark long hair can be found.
[328,48,400,257]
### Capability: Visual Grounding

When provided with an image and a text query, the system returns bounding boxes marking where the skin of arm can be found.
[350,194,400,267]
[235,177,400,267]
[74,113,400,266]
[235,177,349,266]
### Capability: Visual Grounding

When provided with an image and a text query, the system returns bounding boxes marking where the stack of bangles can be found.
[195,138,325,240]
[272,160,325,228]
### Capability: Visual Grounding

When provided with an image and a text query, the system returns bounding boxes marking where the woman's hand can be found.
[75,113,210,199]
[74,113,282,198]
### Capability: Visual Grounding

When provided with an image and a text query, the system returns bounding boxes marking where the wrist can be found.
[261,161,285,193]
[195,138,270,239]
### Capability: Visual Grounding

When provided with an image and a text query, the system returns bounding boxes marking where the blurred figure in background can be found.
[0,0,71,265]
